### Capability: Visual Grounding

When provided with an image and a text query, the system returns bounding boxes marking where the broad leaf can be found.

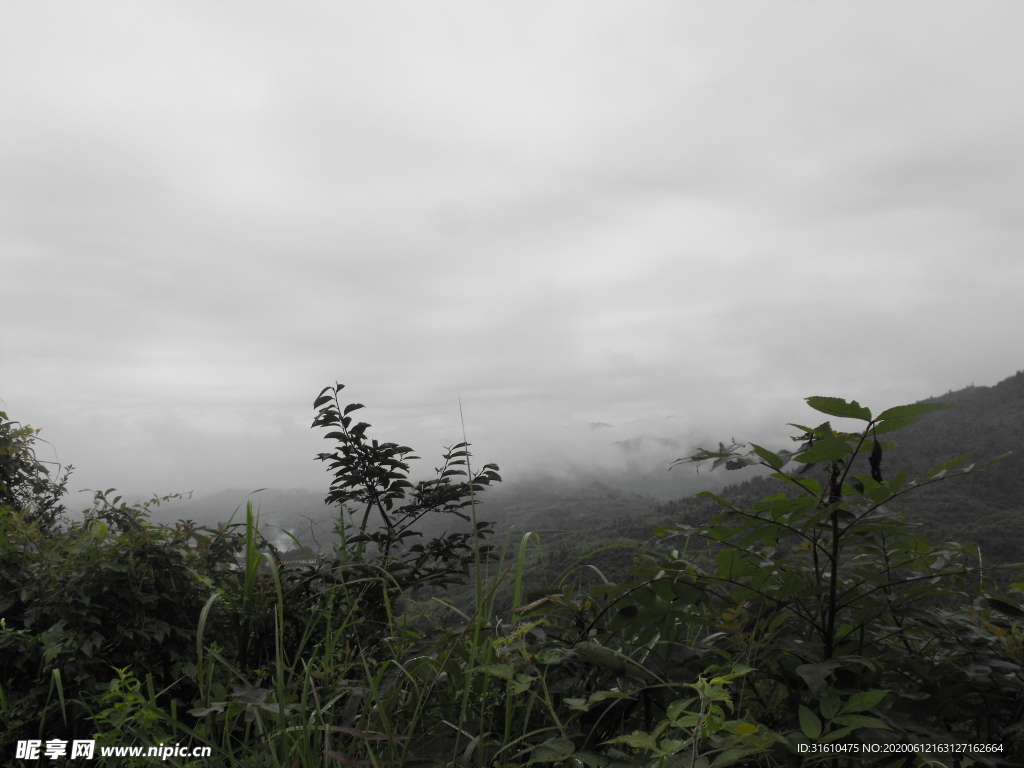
[820,688,841,720]
[796,662,838,695]
[806,396,872,421]
[798,705,822,739]
[875,402,952,424]
[840,689,889,714]
[750,442,784,470]
[795,437,853,464]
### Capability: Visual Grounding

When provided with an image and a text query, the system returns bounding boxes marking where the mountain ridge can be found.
[154,369,1023,564]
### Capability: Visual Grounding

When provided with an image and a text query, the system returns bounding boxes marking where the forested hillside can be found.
[652,370,1023,567]
[473,371,1024,602]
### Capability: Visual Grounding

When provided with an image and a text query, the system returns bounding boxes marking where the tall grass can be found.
[109,492,553,767]
[3,481,783,767]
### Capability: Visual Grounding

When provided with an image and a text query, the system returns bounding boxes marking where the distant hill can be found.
[153,371,1023,570]
[474,370,1024,608]
[152,455,724,554]
[654,369,1024,566]
[879,369,1023,563]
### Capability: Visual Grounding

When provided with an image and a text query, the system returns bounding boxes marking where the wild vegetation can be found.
[2,381,1023,766]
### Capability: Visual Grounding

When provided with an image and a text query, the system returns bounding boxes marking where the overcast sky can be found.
[2,2,1022,504]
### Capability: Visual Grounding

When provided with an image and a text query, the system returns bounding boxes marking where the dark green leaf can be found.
[799,705,822,739]
[869,437,883,481]
[820,688,841,720]
[795,437,853,464]
[796,662,838,695]
[750,442,784,470]
[806,397,872,421]
[875,402,952,424]
[979,595,1024,620]
[841,689,889,714]
[313,388,334,409]
[476,663,515,680]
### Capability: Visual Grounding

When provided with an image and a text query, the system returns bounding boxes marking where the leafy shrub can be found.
[651,397,1024,761]
[309,382,501,634]
[1,489,214,749]
[3,392,1022,767]
[0,408,70,529]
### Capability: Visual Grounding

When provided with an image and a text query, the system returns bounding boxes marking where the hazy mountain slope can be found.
[655,369,1024,565]
[153,371,1023,568]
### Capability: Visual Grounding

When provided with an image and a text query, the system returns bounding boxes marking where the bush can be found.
[650,397,1024,761]
[3,392,1022,767]
[1,489,213,749]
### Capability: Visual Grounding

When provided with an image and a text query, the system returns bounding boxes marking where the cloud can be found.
[2,2,1022,499]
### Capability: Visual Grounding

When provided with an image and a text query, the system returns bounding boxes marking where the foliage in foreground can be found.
[1,390,1023,767]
